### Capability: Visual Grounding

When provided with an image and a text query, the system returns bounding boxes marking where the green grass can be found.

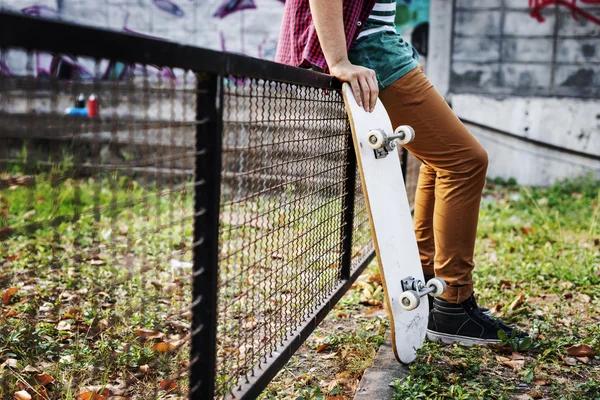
[392,175,600,400]
[1,165,372,399]
[3,167,598,400]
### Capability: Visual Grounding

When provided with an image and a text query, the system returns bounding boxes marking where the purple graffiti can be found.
[0,60,11,76]
[153,0,185,18]
[21,5,60,18]
[214,0,257,19]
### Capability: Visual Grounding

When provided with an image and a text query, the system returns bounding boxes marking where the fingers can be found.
[350,78,363,108]
[369,71,378,111]
[358,70,378,112]
[358,75,371,112]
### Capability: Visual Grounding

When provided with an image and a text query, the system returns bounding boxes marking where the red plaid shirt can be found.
[275,0,377,73]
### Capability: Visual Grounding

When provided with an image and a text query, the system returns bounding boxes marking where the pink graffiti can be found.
[529,0,600,25]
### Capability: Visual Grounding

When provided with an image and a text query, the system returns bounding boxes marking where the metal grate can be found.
[0,48,197,398]
[0,12,422,399]
[216,78,355,396]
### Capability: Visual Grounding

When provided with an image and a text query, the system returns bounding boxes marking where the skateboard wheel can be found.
[426,278,446,298]
[394,125,415,145]
[399,290,420,311]
[367,129,385,150]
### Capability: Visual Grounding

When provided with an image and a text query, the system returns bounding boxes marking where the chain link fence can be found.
[0,12,420,399]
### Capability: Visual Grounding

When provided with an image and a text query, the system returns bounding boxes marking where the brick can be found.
[504,10,556,36]
[502,38,554,62]
[555,65,600,88]
[557,39,600,63]
[500,63,552,88]
[451,62,500,90]
[456,0,502,10]
[557,9,600,36]
[504,0,536,9]
[453,37,501,62]
[454,10,502,36]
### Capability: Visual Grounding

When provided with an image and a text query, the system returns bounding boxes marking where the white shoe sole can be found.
[426,330,501,346]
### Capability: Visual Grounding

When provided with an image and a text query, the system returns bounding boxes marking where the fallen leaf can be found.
[326,396,345,400]
[1,358,17,368]
[530,390,543,399]
[3,287,18,304]
[4,310,21,318]
[152,342,176,352]
[34,373,54,386]
[576,356,589,364]
[512,352,525,360]
[360,299,383,306]
[534,379,550,386]
[495,355,524,371]
[23,365,40,373]
[22,210,36,219]
[76,392,106,400]
[566,344,595,357]
[56,321,72,331]
[520,226,534,235]
[579,294,592,303]
[134,329,164,340]
[509,292,526,311]
[499,280,512,288]
[368,273,382,285]
[365,306,383,315]
[316,343,330,353]
[14,391,32,400]
[139,364,150,373]
[159,379,177,391]
[335,371,350,379]
[243,320,258,331]
[320,351,338,360]
[564,357,578,366]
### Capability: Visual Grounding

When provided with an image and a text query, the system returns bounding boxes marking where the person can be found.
[276,0,527,345]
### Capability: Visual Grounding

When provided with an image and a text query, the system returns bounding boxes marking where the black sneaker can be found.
[423,275,492,316]
[427,293,526,346]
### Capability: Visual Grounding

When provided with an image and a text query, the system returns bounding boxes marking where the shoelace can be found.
[473,306,509,331]
[467,297,509,331]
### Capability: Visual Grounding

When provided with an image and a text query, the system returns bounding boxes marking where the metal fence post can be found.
[189,73,223,399]
[340,123,357,280]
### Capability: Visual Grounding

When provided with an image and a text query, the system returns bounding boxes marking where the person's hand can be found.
[330,60,378,112]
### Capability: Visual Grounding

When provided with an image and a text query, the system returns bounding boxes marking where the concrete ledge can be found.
[353,333,409,400]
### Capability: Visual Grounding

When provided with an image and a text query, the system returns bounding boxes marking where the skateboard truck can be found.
[399,277,447,311]
[366,125,416,159]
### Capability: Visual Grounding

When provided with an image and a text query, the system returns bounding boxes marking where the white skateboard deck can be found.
[342,83,428,364]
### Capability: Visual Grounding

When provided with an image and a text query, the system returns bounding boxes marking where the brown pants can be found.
[379,66,488,303]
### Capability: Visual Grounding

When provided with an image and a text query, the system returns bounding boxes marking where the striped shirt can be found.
[357,0,397,39]
[347,0,420,89]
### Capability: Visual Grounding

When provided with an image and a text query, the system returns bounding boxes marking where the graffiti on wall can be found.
[395,0,430,57]
[214,0,285,58]
[529,0,600,25]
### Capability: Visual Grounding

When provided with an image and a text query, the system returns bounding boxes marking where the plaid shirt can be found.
[275,0,377,73]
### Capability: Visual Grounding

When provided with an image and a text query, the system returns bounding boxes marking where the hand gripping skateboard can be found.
[341,83,446,364]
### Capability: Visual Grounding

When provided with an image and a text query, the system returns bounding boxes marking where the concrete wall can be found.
[451,0,600,98]
[428,0,600,186]
[0,0,285,60]
[0,0,429,66]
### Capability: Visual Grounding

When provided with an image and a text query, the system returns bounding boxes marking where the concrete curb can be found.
[353,332,409,400]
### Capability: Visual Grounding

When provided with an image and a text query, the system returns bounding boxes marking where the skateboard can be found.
[341,83,446,364]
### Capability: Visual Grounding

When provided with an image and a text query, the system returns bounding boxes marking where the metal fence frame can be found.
[0,12,386,399]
